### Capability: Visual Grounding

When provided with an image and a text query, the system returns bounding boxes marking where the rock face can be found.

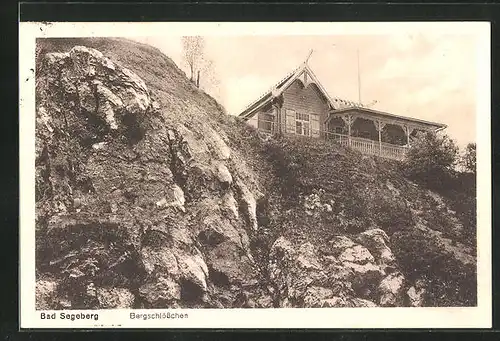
[34,40,476,309]
[407,279,426,307]
[35,45,261,309]
[268,231,406,308]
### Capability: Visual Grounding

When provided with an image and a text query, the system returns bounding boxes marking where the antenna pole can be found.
[357,49,361,104]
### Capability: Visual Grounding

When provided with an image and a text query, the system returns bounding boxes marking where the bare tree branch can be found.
[181,36,205,82]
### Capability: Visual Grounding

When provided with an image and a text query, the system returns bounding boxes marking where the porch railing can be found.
[324,132,408,160]
[253,119,408,161]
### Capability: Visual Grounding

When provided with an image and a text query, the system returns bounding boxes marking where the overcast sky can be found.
[132,33,479,148]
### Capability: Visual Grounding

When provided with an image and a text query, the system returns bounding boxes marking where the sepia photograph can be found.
[19,22,491,329]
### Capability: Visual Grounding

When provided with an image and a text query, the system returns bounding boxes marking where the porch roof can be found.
[326,106,447,131]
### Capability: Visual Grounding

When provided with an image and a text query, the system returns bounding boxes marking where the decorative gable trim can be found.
[238,62,363,120]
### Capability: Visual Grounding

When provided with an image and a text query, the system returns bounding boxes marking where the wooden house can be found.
[238,61,447,160]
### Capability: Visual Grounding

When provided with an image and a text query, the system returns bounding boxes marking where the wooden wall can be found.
[279,79,330,137]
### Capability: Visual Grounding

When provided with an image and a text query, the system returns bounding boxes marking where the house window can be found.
[295,112,310,136]
[258,112,274,133]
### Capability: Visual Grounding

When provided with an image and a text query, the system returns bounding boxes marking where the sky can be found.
[132,33,479,148]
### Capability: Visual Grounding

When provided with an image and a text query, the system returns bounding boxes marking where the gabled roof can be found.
[238,62,363,119]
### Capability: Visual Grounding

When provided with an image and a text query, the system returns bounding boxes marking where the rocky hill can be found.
[35,38,476,309]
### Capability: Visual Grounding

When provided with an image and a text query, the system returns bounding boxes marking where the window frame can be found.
[295,112,311,136]
[259,112,275,133]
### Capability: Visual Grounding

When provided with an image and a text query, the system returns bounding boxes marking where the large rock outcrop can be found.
[268,229,406,307]
[35,45,262,309]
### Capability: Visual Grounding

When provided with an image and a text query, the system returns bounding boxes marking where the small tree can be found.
[460,143,476,174]
[403,131,459,189]
[181,36,205,83]
[181,36,221,98]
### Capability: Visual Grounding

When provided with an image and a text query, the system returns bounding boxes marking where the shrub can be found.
[369,195,414,236]
[392,230,476,306]
[460,143,476,174]
[441,173,477,248]
[403,131,459,190]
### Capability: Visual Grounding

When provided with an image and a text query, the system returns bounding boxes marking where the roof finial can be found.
[305,49,314,65]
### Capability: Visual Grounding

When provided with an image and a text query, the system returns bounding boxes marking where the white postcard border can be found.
[19,21,492,329]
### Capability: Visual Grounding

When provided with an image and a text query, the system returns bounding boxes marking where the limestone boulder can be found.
[338,244,375,264]
[407,279,427,307]
[303,286,335,307]
[46,46,150,134]
[96,287,135,308]
[138,276,181,307]
[378,272,406,307]
[35,279,59,310]
[355,228,396,266]
[178,251,209,294]
[234,180,258,231]
[140,247,179,276]
[347,297,378,307]
[216,163,233,187]
[206,240,255,286]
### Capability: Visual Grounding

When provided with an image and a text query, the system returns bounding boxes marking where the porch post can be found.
[341,115,354,147]
[272,104,279,135]
[271,94,284,136]
[348,117,351,146]
[379,129,381,155]
[404,125,415,147]
[375,121,386,156]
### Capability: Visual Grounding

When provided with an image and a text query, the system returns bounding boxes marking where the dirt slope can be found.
[34,38,476,309]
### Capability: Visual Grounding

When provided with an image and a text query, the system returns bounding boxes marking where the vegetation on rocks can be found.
[35,38,476,310]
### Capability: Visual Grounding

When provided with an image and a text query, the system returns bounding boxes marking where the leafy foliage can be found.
[369,193,414,236]
[392,230,476,306]
[460,143,476,174]
[403,131,459,190]
[441,173,477,248]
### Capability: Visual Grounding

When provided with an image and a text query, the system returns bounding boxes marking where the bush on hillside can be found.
[441,173,477,248]
[392,229,476,306]
[460,143,476,174]
[403,131,459,190]
[369,194,414,236]
[262,135,361,197]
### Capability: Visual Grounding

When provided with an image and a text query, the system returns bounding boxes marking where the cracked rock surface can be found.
[36,45,262,309]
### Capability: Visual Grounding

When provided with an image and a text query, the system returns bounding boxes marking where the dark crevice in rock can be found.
[79,108,112,147]
[77,176,96,195]
[197,229,226,247]
[256,196,271,228]
[180,278,204,304]
[165,130,189,201]
[122,110,145,145]
[123,187,138,202]
[95,251,147,290]
[141,229,172,249]
[58,279,99,309]
[35,144,53,201]
[208,267,230,288]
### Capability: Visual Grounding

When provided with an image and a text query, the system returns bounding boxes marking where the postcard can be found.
[19,21,491,329]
